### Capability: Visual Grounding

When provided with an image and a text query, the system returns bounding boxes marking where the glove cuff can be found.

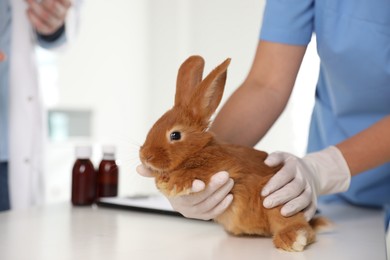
[304,146,351,195]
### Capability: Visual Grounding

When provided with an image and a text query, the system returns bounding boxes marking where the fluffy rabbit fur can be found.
[139,55,330,252]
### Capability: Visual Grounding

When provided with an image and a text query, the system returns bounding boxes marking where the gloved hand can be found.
[136,165,234,220]
[261,146,351,220]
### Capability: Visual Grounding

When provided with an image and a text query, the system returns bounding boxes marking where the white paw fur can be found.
[292,229,308,252]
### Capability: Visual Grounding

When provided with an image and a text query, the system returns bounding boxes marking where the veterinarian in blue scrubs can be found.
[252,0,390,219]
[137,0,390,221]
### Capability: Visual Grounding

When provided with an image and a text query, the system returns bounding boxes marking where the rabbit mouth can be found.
[142,161,166,174]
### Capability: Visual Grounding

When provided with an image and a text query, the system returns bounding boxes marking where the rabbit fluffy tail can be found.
[309,216,334,233]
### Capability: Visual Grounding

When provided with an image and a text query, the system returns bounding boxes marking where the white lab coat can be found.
[9,0,80,210]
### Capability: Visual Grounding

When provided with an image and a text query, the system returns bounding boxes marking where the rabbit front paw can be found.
[155,174,192,197]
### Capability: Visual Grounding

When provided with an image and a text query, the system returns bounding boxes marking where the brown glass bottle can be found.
[71,146,96,205]
[96,145,118,198]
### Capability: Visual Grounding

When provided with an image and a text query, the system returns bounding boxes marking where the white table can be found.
[0,201,387,260]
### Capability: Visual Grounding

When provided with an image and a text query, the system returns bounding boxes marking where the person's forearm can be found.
[336,115,390,176]
[211,41,307,147]
[211,80,288,147]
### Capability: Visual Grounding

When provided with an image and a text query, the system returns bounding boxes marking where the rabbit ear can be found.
[175,55,205,107]
[189,58,231,121]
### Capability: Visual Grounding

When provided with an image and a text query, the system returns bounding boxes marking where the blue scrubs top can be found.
[260,0,390,207]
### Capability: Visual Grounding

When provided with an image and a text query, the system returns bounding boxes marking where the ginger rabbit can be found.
[139,55,329,251]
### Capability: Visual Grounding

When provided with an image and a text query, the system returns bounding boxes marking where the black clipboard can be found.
[96,194,183,217]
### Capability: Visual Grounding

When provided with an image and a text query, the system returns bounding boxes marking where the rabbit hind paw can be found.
[291,230,308,251]
[273,228,313,252]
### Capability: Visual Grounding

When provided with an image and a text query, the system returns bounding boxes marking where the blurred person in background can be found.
[0,0,81,211]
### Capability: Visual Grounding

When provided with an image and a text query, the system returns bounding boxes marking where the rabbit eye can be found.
[170,131,181,141]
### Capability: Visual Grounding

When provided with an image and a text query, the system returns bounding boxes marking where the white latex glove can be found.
[136,165,234,220]
[261,146,351,221]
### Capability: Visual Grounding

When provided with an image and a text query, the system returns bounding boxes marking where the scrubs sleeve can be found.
[260,0,315,45]
[36,24,67,49]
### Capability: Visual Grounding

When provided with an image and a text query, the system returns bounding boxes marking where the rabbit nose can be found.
[140,153,154,163]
